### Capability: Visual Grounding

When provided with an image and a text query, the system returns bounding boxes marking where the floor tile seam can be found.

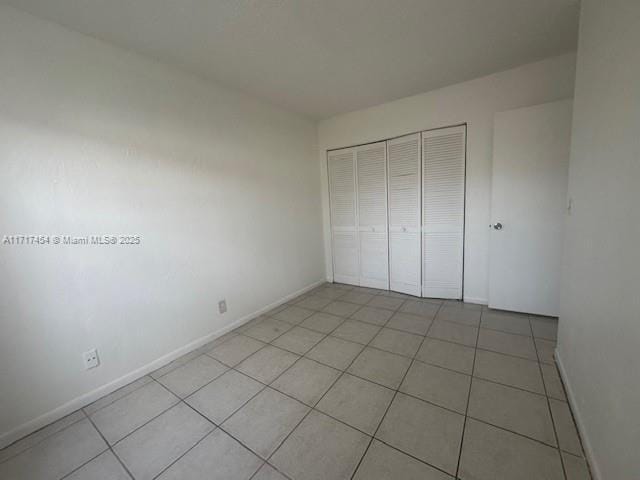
[474,344,539,362]
[100,380,184,450]
[80,409,136,480]
[478,323,535,338]
[0,410,89,466]
[264,309,388,472]
[454,303,482,478]
[528,315,569,480]
[349,301,444,480]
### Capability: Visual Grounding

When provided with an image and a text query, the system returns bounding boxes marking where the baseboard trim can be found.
[0,278,325,450]
[462,296,488,305]
[555,349,602,480]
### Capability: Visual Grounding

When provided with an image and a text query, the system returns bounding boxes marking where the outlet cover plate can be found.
[83,349,99,369]
[218,299,227,314]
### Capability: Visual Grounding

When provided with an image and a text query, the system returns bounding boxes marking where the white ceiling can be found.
[4,0,580,119]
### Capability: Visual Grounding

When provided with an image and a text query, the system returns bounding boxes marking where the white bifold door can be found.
[328,148,359,285]
[356,142,389,289]
[422,126,466,299]
[387,134,421,296]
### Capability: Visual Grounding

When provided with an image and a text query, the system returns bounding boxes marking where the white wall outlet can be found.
[218,299,227,314]
[83,348,99,370]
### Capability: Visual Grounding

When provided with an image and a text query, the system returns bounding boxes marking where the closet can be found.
[328,124,466,299]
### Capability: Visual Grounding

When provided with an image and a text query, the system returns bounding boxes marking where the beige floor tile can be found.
[156,428,262,480]
[428,320,478,347]
[270,410,370,480]
[339,291,376,305]
[481,311,532,336]
[323,300,361,317]
[244,318,293,343]
[300,312,344,333]
[387,312,432,335]
[208,335,266,367]
[416,338,475,374]
[90,381,179,445]
[458,418,564,480]
[157,354,228,398]
[348,347,411,389]
[0,410,86,463]
[66,450,130,480]
[272,306,315,324]
[353,440,451,480]
[0,419,107,480]
[535,337,557,364]
[114,403,214,480]
[562,452,592,480]
[436,306,481,327]
[271,326,324,355]
[295,295,333,311]
[370,328,423,357]
[271,358,340,406]
[186,369,263,424]
[222,388,309,458]
[376,393,464,475]
[477,328,537,360]
[530,317,558,340]
[331,320,381,344]
[400,361,471,413]
[541,363,567,400]
[473,350,544,394]
[350,306,394,325]
[306,336,364,370]
[400,299,440,318]
[252,463,289,480]
[550,399,582,455]
[316,374,394,434]
[367,295,405,311]
[313,286,348,300]
[235,346,299,384]
[467,378,556,445]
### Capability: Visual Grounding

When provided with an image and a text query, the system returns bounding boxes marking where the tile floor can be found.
[0,283,592,480]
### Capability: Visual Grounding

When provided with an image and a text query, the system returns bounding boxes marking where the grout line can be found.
[454,306,481,478]
[529,314,569,480]
[349,300,447,479]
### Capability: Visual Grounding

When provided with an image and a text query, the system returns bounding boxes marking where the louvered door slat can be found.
[356,142,389,289]
[328,148,359,285]
[422,126,466,299]
[387,134,421,296]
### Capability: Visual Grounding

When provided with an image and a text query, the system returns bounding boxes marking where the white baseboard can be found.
[555,349,601,480]
[462,296,488,305]
[0,278,325,450]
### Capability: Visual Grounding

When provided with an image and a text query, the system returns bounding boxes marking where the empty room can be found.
[0,1,638,479]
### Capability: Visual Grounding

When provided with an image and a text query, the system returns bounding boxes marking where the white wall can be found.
[0,6,323,445]
[557,1,640,479]
[318,53,576,303]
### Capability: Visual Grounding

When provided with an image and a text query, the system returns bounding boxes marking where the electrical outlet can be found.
[83,349,99,370]
[218,299,227,314]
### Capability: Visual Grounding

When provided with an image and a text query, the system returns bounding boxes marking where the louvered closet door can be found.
[422,126,466,299]
[356,142,389,289]
[328,148,359,286]
[387,134,421,296]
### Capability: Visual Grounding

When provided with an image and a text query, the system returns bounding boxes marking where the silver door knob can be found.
[492,222,503,230]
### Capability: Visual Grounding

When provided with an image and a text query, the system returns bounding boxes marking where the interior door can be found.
[489,99,572,316]
[356,142,389,289]
[328,148,359,285]
[422,125,466,299]
[387,134,421,296]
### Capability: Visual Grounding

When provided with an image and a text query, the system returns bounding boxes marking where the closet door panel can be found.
[356,142,389,289]
[387,134,421,296]
[422,126,466,299]
[328,148,359,285]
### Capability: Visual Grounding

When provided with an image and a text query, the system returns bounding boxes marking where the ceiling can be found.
[4,0,580,119]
